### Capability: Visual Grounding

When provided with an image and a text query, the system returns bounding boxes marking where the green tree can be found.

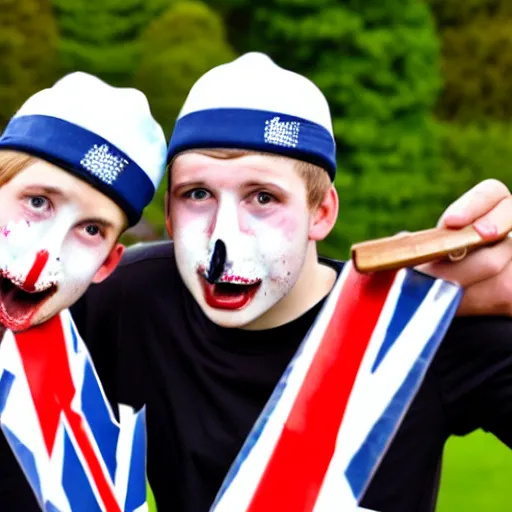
[0,0,58,130]
[427,0,511,27]
[133,0,235,237]
[52,0,169,85]
[437,121,512,192]
[214,0,443,259]
[427,0,512,122]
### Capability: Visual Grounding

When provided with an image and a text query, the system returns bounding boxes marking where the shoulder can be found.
[71,240,180,325]
[103,240,178,288]
[117,240,176,271]
[319,256,344,274]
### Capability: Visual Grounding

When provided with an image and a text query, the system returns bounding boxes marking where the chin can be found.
[28,304,59,328]
[35,291,84,326]
[196,288,277,330]
[202,307,260,329]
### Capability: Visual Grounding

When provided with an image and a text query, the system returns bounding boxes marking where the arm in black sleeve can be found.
[433,316,512,447]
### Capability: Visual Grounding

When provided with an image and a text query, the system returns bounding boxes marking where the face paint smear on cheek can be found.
[24,250,50,292]
[264,211,301,243]
[56,243,107,298]
[32,241,109,329]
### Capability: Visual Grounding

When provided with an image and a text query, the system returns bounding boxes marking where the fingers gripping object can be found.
[351,225,511,273]
[207,239,227,284]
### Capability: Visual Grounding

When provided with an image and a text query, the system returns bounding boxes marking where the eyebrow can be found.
[24,185,119,230]
[83,217,118,231]
[172,180,288,195]
[171,180,207,190]
[172,179,286,189]
[244,180,286,190]
[23,185,66,197]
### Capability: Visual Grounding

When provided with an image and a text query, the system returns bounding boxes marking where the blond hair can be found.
[0,150,37,187]
[0,149,130,236]
[294,159,332,209]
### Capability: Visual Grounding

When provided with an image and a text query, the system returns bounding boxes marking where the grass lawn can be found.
[437,430,512,511]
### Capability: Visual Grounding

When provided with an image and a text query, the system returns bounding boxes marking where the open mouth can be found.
[199,273,262,310]
[0,275,57,331]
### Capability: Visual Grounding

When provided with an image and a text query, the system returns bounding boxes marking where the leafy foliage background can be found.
[1,0,510,258]
[1,0,511,509]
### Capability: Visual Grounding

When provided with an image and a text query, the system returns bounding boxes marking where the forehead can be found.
[3,159,125,225]
[171,150,303,188]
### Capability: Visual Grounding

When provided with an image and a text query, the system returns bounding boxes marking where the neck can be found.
[0,323,5,343]
[242,243,337,331]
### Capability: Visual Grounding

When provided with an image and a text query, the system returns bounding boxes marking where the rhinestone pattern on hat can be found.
[264,116,300,148]
[80,144,129,185]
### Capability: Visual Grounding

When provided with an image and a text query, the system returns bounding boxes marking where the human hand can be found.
[417,179,512,316]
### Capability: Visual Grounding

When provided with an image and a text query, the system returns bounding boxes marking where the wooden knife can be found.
[351,225,510,273]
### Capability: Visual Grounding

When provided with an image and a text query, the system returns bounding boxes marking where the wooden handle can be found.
[351,225,509,273]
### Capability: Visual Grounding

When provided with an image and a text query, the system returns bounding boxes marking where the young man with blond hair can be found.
[0,71,167,509]
[0,72,167,338]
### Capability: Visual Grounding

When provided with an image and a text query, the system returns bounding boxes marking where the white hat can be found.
[0,72,167,226]
[167,52,337,179]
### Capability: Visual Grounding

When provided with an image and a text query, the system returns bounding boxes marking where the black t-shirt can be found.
[2,241,512,511]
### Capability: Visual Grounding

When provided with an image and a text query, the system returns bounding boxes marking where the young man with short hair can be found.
[66,53,512,512]
[0,71,166,337]
[0,71,167,509]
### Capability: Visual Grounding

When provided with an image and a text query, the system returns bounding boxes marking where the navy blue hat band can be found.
[167,108,337,180]
[0,115,155,226]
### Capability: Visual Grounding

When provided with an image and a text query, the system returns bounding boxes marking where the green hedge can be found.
[427,0,512,122]
[0,0,58,130]
[135,1,235,238]
[319,120,512,260]
[134,0,235,139]
[53,0,168,85]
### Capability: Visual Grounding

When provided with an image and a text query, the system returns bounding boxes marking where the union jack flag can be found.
[0,309,147,512]
[211,262,462,511]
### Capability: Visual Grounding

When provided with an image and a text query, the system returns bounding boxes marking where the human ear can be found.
[308,185,339,241]
[165,189,173,239]
[91,243,125,284]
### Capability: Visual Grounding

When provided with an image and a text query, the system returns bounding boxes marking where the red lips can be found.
[200,274,261,310]
[0,250,55,331]
[0,275,57,331]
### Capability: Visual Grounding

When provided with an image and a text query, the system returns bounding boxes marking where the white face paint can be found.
[170,151,313,329]
[0,159,125,331]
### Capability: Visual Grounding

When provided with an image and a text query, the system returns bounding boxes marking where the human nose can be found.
[206,196,240,282]
[209,194,240,244]
[206,239,227,284]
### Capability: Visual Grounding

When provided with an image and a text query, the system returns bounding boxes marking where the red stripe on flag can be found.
[247,267,396,511]
[15,316,121,512]
[15,317,69,455]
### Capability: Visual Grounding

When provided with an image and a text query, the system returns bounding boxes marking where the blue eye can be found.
[28,196,50,210]
[186,189,210,201]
